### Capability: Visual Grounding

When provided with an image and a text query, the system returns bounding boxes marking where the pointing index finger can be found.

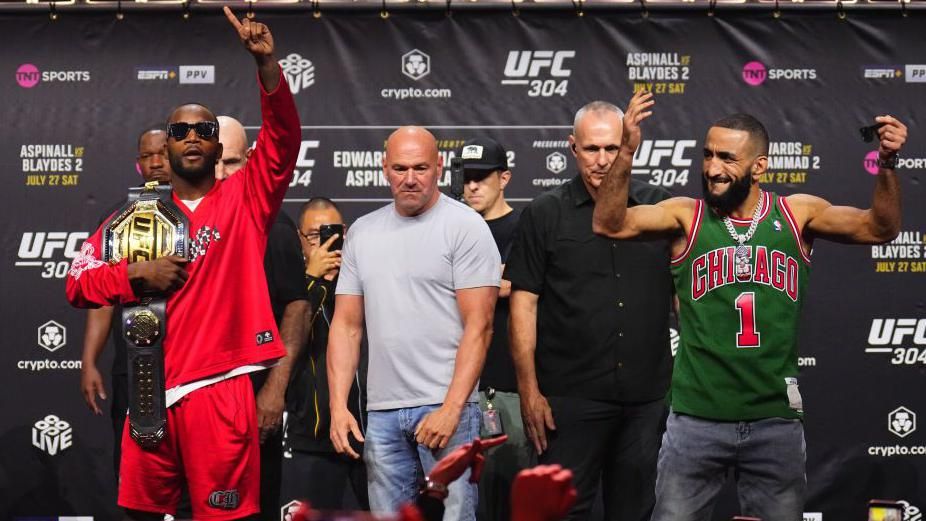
[223,6,243,30]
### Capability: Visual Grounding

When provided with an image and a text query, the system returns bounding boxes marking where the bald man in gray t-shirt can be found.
[327,126,500,521]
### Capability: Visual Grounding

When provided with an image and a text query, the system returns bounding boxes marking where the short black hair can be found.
[299,197,341,223]
[137,126,166,149]
[712,113,770,156]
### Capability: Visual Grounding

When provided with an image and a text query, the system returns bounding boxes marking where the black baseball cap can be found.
[458,138,509,182]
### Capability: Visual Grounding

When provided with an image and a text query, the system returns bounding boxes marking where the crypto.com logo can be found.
[402,49,431,81]
[546,152,567,174]
[279,53,315,95]
[889,406,917,438]
[38,320,67,352]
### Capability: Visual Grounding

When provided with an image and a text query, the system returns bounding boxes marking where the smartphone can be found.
[450,156,464,201]
[869,499,903,521]
[318,224,344,251]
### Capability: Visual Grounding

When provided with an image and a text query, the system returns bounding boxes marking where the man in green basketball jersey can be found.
[592,90,907,521]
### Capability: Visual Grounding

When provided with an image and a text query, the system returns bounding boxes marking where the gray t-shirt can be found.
[336,194,501,410]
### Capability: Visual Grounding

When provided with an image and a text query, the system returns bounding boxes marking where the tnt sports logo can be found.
[279,53,315,95]
[402,49,430,81]
[281,500,305,521]
[289,140,319,189]
[32,414,73,455]
[38,320,67,352]
[546,152,567,174]
[208,490,240,510]
[632,139,695,188]
[889,406,916,438]
[16,63,91,88]
[16,231,88,279]
[501,50,574,97]
[742,61,817,86]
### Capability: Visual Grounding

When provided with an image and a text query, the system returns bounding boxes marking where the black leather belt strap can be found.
[102,182,189,449]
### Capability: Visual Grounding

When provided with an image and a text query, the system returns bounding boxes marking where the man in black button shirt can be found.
[505,101,674,521]
[459,138,532,521]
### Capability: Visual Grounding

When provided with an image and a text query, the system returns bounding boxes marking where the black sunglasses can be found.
[167,121,219,140]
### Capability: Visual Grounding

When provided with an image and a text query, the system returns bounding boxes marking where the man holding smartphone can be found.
[282,197,369,512]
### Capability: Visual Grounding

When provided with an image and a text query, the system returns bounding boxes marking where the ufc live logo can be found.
[868,319,926,345]
[503,51,575,79]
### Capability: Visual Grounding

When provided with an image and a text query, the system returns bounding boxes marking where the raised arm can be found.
[790,115,906,245]
[592,90,689,240]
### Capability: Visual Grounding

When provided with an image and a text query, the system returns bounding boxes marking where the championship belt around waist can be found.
[102,181,189,449]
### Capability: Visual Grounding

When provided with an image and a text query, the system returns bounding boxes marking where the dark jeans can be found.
[540,396,666,521]
[280,450,369,511]
[651,412,806,521]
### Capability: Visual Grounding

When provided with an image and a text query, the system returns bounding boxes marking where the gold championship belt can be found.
[102,181,189,449]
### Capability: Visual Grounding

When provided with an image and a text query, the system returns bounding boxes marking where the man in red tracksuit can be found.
[65,8,300,520]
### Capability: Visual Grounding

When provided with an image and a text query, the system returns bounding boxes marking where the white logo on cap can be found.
[461,145,484,160]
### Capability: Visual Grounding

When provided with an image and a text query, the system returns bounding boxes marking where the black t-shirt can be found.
[263,211,311,324]
[480,208,521,392]
[504,176,674,402]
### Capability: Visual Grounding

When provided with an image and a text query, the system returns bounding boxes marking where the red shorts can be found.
[118,374,260,520]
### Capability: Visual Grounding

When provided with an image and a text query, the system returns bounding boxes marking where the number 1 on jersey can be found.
[735,291,761,349]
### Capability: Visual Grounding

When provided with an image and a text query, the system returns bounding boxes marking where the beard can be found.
[169,152,215,183]
[702,168,754,215]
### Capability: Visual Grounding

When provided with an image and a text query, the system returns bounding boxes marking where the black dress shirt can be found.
[504,175,673,402]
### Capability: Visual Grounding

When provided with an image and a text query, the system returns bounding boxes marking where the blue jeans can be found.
[365,403,481,521]
[651,411,807,521]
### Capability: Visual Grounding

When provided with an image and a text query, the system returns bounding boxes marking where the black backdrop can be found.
[1,9,924,521]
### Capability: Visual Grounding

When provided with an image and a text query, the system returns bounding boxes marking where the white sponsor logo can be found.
[279,53,315,94]
[899,500,923,521]
[289,140,319,188]
[863,67,902,79]
[669,327,679,357]
[501,50,574,97]
[402,49,430,81]
[38,320,66,352]
[632,139,695,187]
[869,319,926,346]
[461,145,484,160]
[905,65,926,83]
[179,65,215,84]
[32,414,73,455]
[16,231,88,279]
[546,152,567,174]
[137,68,173,81]
[889,406,917,438]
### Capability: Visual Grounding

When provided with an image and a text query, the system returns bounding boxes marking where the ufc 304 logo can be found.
[867,318,926,366]
[16,231,88,279]
[289,140,319,189]
[501,50,575,98]
[632,139,696,188]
